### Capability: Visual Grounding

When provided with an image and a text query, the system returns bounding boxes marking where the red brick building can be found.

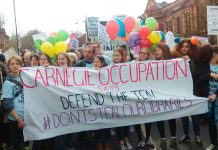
[0,28,9,51]
[143,0,218,37]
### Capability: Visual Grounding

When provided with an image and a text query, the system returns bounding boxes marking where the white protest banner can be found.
[207,6,218,35]
[21,58,208,141]
[86,17,99,38]
[98,23,110,47]
[68,38,79,49]
[3,47,18,60]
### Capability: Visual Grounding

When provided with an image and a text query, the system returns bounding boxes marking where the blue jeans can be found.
[181,115,200,136]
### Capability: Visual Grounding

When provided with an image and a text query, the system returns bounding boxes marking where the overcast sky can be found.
[0,0,175,36]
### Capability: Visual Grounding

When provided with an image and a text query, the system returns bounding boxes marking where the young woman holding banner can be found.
[133,47,155,150]
[172,39,202,146]
[30,53,40,67]
[94,55,111,150]
[55,52,75,150]
[155,43,177,149]
[113,48,133,150]
[2,56,29,150]
[39,53,52,67]
[195,45,218,150]
[32,53,54,150]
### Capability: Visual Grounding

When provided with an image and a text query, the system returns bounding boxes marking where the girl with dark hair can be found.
[32,53,54,150]
[134,47,155,150]
[155,43,177,149]
[113,47,133,150]
[204,46,218,150]
[39,53,52,66]
[30,53,39,67]
[172,39,202,146]
[94,55,107,69]
[93,55,111,150]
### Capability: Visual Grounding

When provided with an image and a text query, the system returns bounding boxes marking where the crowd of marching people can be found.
[0,39,218,150]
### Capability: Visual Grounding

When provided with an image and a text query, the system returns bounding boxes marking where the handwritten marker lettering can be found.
[42,115,51,131]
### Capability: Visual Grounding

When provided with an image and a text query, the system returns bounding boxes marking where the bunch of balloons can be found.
[106,17,144,41]
[106,16,165,53]
[34,30,69,58]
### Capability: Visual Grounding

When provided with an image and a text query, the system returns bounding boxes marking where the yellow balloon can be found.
[54,42,67,55]
[40,42,55,57]
[148,31,162,44]
[132,18,141,32]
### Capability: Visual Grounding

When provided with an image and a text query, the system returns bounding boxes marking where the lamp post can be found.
[12,0,19,55]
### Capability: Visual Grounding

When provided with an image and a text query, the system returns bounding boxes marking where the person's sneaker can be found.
[169,137,177,148]
[159,138,167,149]
[119,143,127,150]
[194,136,202,146]
[145,138,155,149]
[124,139,133,150]
[179,135,190,144]
[111,128,116,136]
[136,141,146,150]
[206,144,217,150]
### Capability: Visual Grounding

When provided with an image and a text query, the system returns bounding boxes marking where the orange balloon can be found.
[191,38,198,45]
[120,32,129,41]
[50,32,57,37]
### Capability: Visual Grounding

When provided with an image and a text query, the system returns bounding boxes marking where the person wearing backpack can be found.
[2,56,29,150]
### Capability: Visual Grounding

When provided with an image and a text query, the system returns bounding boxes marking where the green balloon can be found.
[56,30,68,41]
[51,56,56,62]
[146,17,157,32]
[34,38,45,50]
[47,36,58,45]
[150,44,158,52]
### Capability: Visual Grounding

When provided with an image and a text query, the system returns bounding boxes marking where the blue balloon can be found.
[174,37,180,43]
[140,19,145,26]
[159,31,165,42]
[115,18,126,37]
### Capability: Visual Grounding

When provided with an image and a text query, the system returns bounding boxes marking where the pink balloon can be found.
[140,38,151,48]
[106,20,119,40]
[124,16,135,33]
[139,26,150,38]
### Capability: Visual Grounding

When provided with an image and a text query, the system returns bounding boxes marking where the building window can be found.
[177,17,180,34]
[185,14,191,35]
[159,24,164,31]
[167,20,173,31]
